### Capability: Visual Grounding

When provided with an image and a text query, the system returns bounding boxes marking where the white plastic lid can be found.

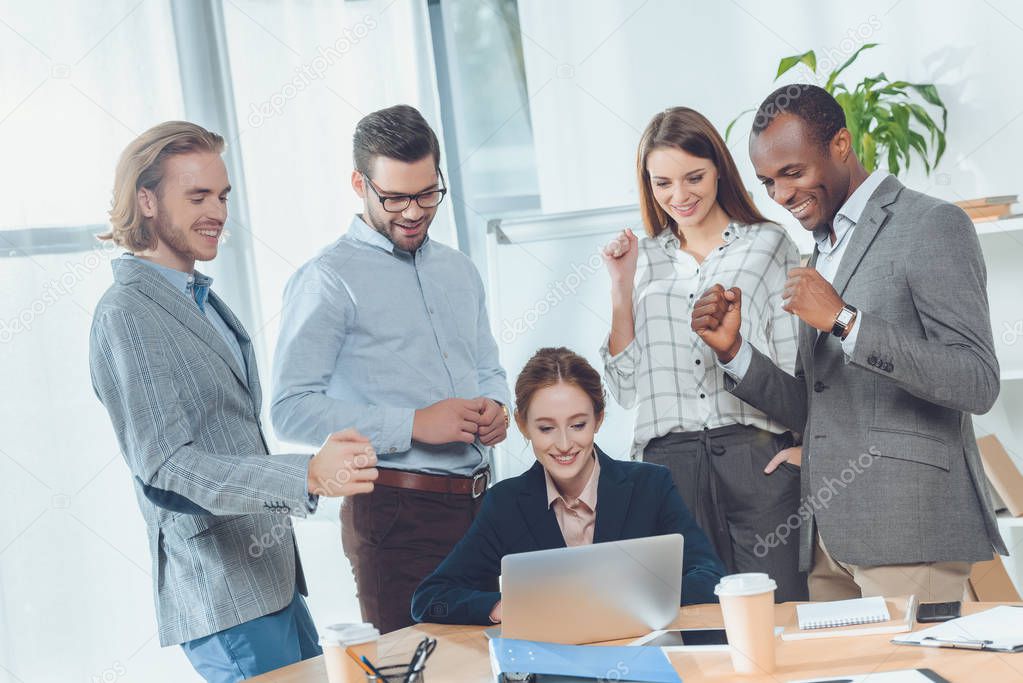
[319,622,380,647]
[714,572,777,597]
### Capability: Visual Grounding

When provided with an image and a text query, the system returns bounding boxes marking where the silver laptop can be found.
[495,533,684,645]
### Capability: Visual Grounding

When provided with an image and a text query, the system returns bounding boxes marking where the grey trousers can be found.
[644,424,808,602]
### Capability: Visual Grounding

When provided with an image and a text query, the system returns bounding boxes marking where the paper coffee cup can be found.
[320,623,380,683]
[714,573,777,675]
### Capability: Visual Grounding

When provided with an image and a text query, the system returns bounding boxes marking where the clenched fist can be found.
[602,229,640,287]
[691,284,743,362]
[413,397,485,445]
[476,398,508,447]
[782,267,847,333]
[308,428,379,497]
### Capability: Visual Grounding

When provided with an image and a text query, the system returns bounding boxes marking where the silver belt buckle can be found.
[471,469,489,499]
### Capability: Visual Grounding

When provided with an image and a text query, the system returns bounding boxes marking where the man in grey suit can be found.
[89,121,378,682]
[692,85,1006,601]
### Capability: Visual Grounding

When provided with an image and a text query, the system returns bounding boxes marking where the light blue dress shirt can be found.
[271,215,509,476]
[121,254,247,374]
[721,170,890,379]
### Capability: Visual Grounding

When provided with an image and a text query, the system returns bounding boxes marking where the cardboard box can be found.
[977,435,1023,517]
[967,555,1021,602]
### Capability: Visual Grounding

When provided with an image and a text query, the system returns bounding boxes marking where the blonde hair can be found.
[101,121,225,251]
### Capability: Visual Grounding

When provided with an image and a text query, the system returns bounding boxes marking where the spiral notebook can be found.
[797,596,892,630]
[782,596,916,640]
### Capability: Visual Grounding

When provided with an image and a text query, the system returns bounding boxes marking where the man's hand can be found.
[489,600,502,624]
[476,398,508,447]
[602,229,640,287]
[412,398,485,445]
[763,446,802,474]
[308,428,378,497]
[783,267,846,333]
[691,284,743,362]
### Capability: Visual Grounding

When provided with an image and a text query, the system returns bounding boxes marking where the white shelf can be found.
[975,217,1023,236]
[997,512,1023,528]
[1002,369,1023,382]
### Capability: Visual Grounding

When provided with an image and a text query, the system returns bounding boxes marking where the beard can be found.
[154,213,195,258]
[363,203,432,253]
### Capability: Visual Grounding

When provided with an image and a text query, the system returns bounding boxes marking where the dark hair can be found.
[352,104,441,174]
[751,84,846,151]
[636,107,769,238]
[514,347,606,420]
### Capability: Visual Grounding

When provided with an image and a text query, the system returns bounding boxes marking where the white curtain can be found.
[0,1,442,680]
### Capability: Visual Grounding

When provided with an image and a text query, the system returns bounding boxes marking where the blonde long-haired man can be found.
[89,121,378,682]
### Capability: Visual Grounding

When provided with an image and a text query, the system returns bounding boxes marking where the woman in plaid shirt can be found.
[600,107,806,602]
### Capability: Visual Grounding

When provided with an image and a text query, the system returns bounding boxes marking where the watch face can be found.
[836,307,855,325]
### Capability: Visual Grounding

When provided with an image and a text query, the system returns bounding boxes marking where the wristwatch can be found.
[496,400,510,427]
[831,304,858,340]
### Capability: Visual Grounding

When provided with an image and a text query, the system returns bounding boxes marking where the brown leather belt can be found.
[375,467,490,498]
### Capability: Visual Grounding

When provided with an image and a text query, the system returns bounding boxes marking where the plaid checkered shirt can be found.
[601,221,800,458]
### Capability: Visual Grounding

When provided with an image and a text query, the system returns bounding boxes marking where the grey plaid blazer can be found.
[89,257,315,646]
[726,176,1007,571]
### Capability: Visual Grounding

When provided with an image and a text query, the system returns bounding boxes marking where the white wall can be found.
[517,0,1023,225]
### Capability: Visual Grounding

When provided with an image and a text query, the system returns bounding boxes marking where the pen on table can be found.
[346,647,374,675]
[920,636,992,650]
[361,654,389,681]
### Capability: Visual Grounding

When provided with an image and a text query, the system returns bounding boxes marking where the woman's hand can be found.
[764,446,801,474]
[603,229,640,287]
[489,600,502,624]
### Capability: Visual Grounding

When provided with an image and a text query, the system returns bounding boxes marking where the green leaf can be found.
[776,50,817,80]
[825,43,878,92]
[907,130,931,173]
[724,108,756,142]
[907,104,938,143]
[862,131,877,173]
[909,83,948,131]
[887,144,900,174]
[862,72,890,92]
[907,102,946,167]
[891,105,911,157]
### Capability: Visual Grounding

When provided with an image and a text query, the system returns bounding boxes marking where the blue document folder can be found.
[488,638,681,682]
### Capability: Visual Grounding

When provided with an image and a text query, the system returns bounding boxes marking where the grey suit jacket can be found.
[89,258,316,646]
[726,176,1007,571]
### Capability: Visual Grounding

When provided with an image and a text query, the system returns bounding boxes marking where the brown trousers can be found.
[340,483,489,634]
[810,531,972,602]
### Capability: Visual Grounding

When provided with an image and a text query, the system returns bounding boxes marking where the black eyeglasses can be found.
[362,173,448,213]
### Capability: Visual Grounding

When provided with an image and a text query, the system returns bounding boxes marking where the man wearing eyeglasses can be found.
[271,104,510,633]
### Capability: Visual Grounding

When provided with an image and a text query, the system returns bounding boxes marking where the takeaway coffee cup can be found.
[320,622,380,683]
[714,573,777,675]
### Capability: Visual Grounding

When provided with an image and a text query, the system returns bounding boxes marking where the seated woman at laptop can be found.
[411,347,726,625]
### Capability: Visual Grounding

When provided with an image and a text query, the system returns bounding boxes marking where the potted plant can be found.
[726,44,948,177]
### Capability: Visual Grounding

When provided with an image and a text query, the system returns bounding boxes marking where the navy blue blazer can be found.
[411,447,726,625]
